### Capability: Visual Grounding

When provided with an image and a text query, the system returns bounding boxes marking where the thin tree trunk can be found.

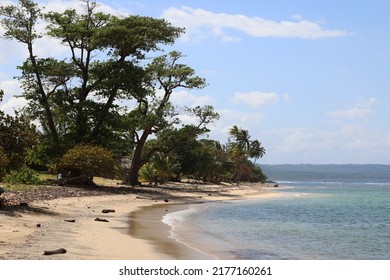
[28,44,60,148]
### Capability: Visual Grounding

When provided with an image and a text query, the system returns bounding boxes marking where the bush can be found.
[3,166,43,185]
[0,147,9,180]
[60,145,120,179]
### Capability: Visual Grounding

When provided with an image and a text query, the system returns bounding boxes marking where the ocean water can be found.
[162,165,390,260]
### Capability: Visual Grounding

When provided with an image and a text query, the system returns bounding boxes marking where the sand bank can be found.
[0,183,279,260]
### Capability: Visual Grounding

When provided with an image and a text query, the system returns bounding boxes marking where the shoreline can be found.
[0,182,280,260]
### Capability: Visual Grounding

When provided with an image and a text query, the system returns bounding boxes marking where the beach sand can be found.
[0,183,279,260]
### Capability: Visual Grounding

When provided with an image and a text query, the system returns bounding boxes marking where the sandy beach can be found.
[0,182,278,260]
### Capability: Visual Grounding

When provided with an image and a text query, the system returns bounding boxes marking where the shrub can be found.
[3,166,43,185]
[0,147,9,180]
[60,145,120,179]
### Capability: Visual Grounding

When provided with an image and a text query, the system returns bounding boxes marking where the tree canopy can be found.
[0,1,267,186]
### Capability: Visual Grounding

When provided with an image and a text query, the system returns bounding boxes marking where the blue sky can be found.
[1,0,390,164]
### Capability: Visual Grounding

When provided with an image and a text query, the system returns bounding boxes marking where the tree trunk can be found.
[124,129,151,186]
[125,165,141,186]
[28,44,60,148]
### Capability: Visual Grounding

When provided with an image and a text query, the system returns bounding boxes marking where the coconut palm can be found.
[249,140,266,165]
[228,125,266,185]
[229,125,251,152]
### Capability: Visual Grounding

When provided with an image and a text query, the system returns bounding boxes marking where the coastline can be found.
[0,182,279,260]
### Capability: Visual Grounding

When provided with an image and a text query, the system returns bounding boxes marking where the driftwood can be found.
[95,217,109,222]
[102,209,115,213]
[43,248,67,255]
[65,219,76,223]
[48,175,97,187]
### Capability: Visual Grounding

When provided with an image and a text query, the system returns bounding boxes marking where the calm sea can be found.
[162,164,390,260]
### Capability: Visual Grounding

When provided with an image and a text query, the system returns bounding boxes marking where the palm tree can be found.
[152,153,180,184]
[249,140,266,165]
[228,125,266,185]
[229,125,251,152]
[139,163,157,185]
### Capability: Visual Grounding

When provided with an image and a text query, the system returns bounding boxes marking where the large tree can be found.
[0,0,183,157]
[124,51,217,185]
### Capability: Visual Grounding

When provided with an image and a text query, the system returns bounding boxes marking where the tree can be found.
[124,52,212,185]
[1,1,219,185]
[0,0,60,147]
[249,139,266,165]
[139,163,157,185]
[0,147,9,180]
[151,153,180,184]
[0,90,38,171]
[0,0,183,159]
[228,125,266,185]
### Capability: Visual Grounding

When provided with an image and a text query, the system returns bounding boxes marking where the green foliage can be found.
[139,163,157,184]
[228,125,266,185]
[60,145,120,179]
[0,110,39,171]
[250,164,268,183]
[152,153,180,184]
[124,53,215,185]
[0,0,184,157]
[3,166,43,185]
[0,147,9,180]
[139,153,181,185]
[0,2,268,186]
[155,126,267,184]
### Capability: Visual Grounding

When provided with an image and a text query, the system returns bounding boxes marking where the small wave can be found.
[162,206,199,227]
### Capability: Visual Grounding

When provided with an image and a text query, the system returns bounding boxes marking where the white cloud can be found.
[356,97,377,107]
[0,79,21,96]
[170,90,214,107]
[206,109,267,142]
[328,107,372,119]
[327,97,378,119]
[42,0,129,16]
[162,6,350,42]
[0,79,26,114]
[232,91,279,108]
[0,96,27,114]
[0,0,131,61]
[261,124,390,164]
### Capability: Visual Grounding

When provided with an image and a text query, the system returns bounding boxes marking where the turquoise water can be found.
[163,165,390,259]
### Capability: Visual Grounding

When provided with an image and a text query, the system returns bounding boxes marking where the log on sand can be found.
[43,248,67,255]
